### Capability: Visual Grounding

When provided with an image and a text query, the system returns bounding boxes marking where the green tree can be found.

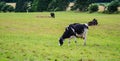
[31,0,52,12]
[72,0,96,11]
[107,0,120,13]
[88,4,98,13]
[48,0,69,11]
[30,0,37,11]
[15,0,27,12]
[0,2,5,12]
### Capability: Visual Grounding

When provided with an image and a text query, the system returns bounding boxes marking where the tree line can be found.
[15,0,69,12]
[14,0,95,12]
[0,0,119,13]
[0,0,33,2]
[0,0,113,12]
[0,0,113,3]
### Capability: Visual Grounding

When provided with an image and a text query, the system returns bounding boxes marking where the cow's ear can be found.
[65,27,69,31]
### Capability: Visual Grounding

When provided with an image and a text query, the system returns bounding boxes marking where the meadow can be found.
[0,12,120,61]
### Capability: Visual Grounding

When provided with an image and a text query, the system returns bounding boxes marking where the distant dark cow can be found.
[88,19,98,26]
[59,23,88,46]
[50,12,55,18]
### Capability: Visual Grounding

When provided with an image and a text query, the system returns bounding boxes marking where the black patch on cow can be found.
[88,18,98,26]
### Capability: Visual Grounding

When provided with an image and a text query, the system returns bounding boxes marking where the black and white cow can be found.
[50,12,55,18]
[88,18,98,26]
[59,23,88,46]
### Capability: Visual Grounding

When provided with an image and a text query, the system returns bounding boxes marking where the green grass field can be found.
[0,12,120,61]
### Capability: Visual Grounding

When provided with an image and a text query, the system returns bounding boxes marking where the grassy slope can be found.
[0,12,120,61]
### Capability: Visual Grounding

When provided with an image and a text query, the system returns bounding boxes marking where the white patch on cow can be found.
[85,23,88,27]
[71,27,75,33]
[69,35,75,39]
[76,33,83,38]
[58,43,61,46]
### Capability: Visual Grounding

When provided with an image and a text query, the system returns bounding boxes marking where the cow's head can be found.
[59,37,64,46]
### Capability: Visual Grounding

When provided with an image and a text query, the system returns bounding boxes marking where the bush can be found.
[1,4,10,12]
[7,5,14,12]
[103,10,110,14]
[72,0,95,12]
[107,0,120,13]
[88,4,98,13]
[0,2,14,12]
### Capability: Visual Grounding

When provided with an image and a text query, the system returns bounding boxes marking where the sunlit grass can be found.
[0,12,120,61]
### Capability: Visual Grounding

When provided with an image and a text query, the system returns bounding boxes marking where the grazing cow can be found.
[88,18,98,26]
[59,23,88,46]
[50,12,55,18]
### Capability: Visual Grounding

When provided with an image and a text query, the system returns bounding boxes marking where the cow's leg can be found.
[68,36,75,46]
[68,39,71,46]
[74,37,77,43]
[83,29,88,46]
[84,37,86,46]
[74,37,78,46]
